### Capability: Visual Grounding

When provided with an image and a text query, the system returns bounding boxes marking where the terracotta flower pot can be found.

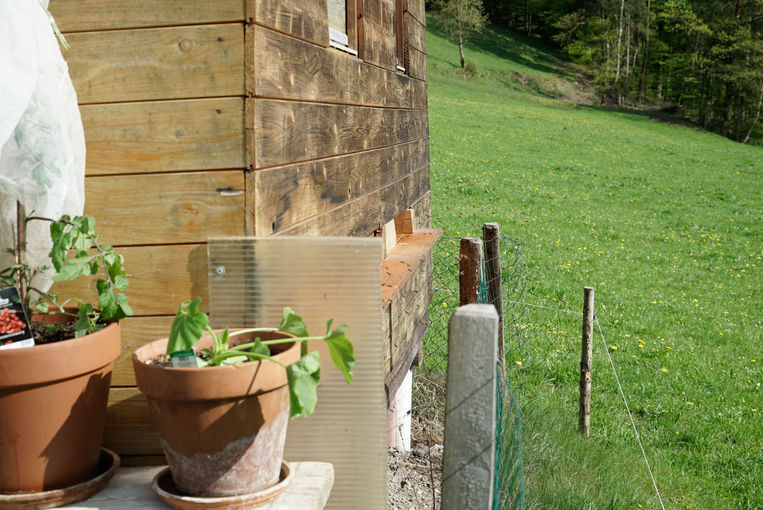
[0,316,121,493]
[132,330,299,497]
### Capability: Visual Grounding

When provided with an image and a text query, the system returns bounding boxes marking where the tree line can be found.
[432,0,763,144]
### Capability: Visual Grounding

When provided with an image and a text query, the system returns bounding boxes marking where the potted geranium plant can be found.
[132,297,354,501]
[0,211,131,496]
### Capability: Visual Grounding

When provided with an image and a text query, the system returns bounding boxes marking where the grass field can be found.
[425,17,762,509]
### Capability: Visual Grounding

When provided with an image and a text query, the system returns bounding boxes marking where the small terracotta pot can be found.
[0,315,121,493]
[132,330,299,497]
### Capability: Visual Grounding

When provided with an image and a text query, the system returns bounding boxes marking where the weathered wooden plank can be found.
[407,0,426,26]
[411,77,428,109]
[255,25,418,108]
[362,19,397,71]
[104,388,160,455]
[112,316,175,386]
[255,0,329,47]
[408,46,427,81]
[381,230,441,307]
[255,138,429,234]
[382,304,392,373]
[84,171,245,245]
[255,100,427,168]
[407,14,426,53]
[390,253,432,368]
[410,191,432,229]
[52,245,210,317]
[66,24,244,104]
[50,0,244,32]
[363,0,395,30]
[278,165,430,237]
[81,98,244,175]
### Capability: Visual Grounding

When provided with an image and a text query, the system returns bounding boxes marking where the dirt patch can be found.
[388,413,444,510]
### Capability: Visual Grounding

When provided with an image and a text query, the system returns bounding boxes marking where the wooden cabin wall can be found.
[48,0,430,461]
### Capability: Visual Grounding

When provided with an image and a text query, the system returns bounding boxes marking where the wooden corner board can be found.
[380,228,442,308]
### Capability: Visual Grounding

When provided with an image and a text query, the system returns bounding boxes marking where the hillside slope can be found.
[426,18,762,509]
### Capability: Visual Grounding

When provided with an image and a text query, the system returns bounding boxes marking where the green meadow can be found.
[425,17,762,509]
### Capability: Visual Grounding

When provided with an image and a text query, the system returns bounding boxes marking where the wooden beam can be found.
[255,0,329,47]
[66,24,244,104]
[50,0,244,32]
[394,209,416,235]
[81,98,245,176]
[459,238,482,306]
[381,229,441,307]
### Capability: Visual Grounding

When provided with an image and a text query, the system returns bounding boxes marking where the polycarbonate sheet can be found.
[207,237,386,510]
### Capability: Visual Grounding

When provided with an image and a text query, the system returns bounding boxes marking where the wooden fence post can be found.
[579,286,594,437]
[443,304,498,510]
[459,238,482,306]
[483,223,505,372]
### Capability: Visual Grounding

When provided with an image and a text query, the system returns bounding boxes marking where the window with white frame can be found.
[328,0,358,55]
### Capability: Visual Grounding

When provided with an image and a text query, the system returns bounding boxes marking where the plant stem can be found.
[15,202,27,313]
[208,350,287,368]
[230,335,325,353]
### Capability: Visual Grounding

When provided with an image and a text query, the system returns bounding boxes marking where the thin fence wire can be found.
[403,234,527,510]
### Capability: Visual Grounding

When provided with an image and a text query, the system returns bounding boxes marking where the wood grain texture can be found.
[408,46,427,81]
[254,25,419,108]
[381,230,441,307]
[104,389,160,455]
[84,171,245,245]
[277,165,430,237]
[362,18,397,70]
[52,245,209,317]
[255,138,428,234]
[363,0,395,29]
[66,24,244,104]
[407,15,426,53]
[407,0,426,26]
[390,252,432,368]
[410,191,432,229]
[255,100,427,168]
[382,303,392,373]
[255,0,329,46]
[50,0,244,32]
[111,316,175,386]
[81,98,244,175]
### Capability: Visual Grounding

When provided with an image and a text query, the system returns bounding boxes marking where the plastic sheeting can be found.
[207,237,387,510]
[0,0,85,292]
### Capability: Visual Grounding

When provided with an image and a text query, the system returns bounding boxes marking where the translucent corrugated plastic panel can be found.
[207,237,386,510]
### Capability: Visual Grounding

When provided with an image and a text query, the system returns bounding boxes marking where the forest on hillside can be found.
[433,0,763,144]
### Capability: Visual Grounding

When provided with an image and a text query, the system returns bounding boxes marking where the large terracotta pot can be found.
[132,330,299,497]
[0,317,121,493]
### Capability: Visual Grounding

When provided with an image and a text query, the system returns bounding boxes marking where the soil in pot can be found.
[133,331,300,497]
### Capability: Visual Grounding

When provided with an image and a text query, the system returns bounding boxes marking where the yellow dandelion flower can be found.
[609,345,618,351]
[514,360,523,366]
[661,367,668,373]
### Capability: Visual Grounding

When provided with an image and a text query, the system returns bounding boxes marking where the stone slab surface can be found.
[62,462,333,510]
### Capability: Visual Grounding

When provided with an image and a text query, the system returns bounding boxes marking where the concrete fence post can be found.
[442,304,499,510]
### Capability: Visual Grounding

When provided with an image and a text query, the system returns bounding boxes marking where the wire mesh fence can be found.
[390,231,527,510]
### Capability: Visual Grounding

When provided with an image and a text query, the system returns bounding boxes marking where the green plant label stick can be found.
[0,287,34,350]
[169,349,200,368]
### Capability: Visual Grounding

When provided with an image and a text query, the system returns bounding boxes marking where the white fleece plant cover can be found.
[0,0,85,292]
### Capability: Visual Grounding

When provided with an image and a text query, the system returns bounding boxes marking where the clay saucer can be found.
[0,447,120,509]
[152,461,294,510]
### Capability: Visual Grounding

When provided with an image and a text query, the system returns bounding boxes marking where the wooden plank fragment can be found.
[254,26,417,108]
[255,0,329,47]
[81,98,244,175]
[277,165,430,237]
[407,0,426,26]
[362,19,397,71]
[408,46,427,81]
[111,316,175,386]
[84,171,245,245]
[254,100,428,168]
[407,15,426,53]
[104,389,160,455]
[363,0,395,29]
[394,209,416,235]
[381,230,441,307]
[382,304,392,373]
[66,24,244,104]
[410,191,432,229]
[390,253,432,368]
[50,0,244,32]
[254,138,429,234]
[52,245,210,317]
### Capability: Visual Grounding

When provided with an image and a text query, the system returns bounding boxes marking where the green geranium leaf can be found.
[324,325,355,383]
[221,354,248,365]
[251,338,270,357]
[286,350,321,418]
[167,297,208,356]
[74,304,94,337]
[278,307,309,337]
